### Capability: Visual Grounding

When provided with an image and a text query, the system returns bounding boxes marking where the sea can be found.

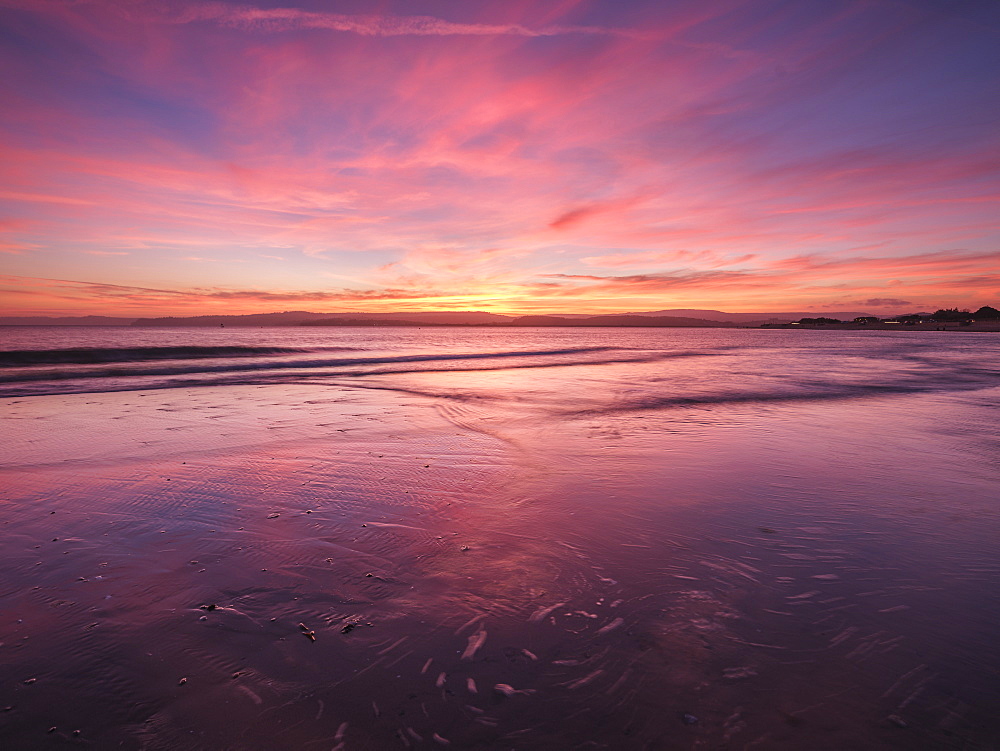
[2,325,999,749]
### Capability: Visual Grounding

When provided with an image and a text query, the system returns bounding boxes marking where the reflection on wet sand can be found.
[2,377,998,750]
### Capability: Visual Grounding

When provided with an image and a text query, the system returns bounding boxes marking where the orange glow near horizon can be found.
[1,0,998,318]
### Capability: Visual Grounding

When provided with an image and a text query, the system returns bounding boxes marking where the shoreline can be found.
[760,321,1000,332]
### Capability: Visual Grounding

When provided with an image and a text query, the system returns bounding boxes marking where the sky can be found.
[1,0,998,317]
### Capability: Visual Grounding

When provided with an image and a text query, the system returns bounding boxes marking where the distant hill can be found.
[0,315,138,325]
[625,309,885,324]
[131,310,512,326]
[130,311,336,326]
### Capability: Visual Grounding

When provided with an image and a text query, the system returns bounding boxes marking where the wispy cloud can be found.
[5,0,643,38]
[184,5,644,38]
[0,274,460,312]
[855,298,914,307]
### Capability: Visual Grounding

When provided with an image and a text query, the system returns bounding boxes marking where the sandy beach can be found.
[3,328,1000,749]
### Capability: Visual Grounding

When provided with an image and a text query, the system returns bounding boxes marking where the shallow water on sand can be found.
[2,327,999,749]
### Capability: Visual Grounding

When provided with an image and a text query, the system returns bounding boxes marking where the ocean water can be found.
[2,326,999,749]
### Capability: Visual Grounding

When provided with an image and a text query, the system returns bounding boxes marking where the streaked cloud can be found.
[855,298,914,307]
[185,5,643,38]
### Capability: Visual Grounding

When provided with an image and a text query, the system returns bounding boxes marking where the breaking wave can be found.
[0,345,320,366]
[0,345,642,396]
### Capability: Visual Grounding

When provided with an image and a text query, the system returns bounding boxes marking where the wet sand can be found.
[3,382,999,749]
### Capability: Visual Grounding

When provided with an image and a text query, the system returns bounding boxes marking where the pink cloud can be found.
[0,274,465,316]
[581,250,758,269]
[854,298,914,307]
[189,5,646,39]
